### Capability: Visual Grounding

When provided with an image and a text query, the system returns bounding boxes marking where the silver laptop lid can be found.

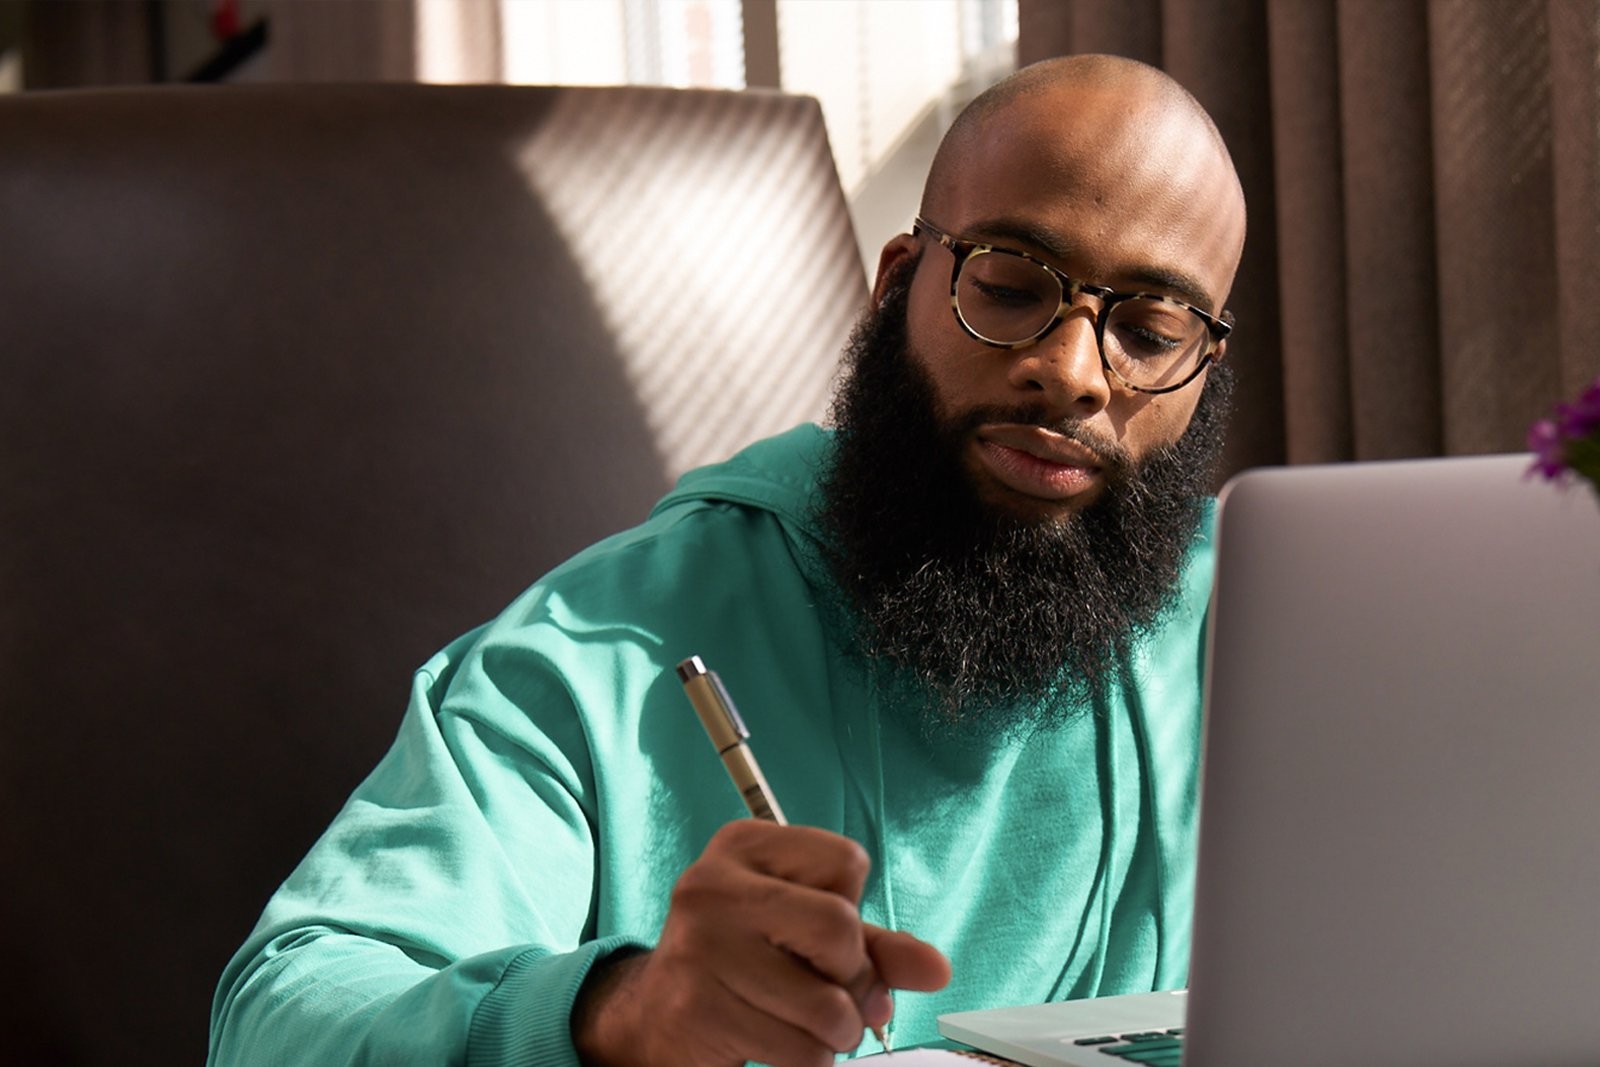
[1185,453,1600,1067]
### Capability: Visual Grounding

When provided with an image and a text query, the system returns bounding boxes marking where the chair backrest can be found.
[0,83,866,1065]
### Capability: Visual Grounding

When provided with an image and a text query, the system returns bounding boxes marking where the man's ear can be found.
[871,233,920,309]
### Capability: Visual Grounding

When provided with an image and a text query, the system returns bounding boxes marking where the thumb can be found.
[864,924,952,993]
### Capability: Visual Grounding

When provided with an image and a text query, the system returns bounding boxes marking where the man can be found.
[209,54,1246,1067]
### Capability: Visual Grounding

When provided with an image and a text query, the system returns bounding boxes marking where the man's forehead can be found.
[946,82,1231,206]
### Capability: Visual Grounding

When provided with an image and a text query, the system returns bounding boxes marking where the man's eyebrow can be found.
[964,217,1217,311]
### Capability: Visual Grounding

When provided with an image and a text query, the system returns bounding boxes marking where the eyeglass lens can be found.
[956,249,1211,388]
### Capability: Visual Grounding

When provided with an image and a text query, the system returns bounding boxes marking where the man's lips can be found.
[973,425,1106,503]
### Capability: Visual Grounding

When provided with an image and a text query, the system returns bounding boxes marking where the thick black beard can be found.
[816,261,1234,736]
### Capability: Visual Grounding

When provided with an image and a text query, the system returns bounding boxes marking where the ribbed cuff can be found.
[467,935,650,1067]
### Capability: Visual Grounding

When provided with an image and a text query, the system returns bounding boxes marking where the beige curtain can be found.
[1020,0,1600,478]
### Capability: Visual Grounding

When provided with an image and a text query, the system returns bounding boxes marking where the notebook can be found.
[938,453,1600,1067]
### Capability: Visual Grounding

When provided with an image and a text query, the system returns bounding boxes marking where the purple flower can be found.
[1557,379,1600,439]
[1527,417,1567,479]
[1528,374,1600,493]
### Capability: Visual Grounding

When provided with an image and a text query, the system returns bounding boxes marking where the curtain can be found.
[1019,0,1600,478]
[14,0,424,86]
[16,0,155,87]
[265,0,418,82]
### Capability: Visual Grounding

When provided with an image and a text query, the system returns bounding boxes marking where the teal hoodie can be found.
[208,424,1214,1066]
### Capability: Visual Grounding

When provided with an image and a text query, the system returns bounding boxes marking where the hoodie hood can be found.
[652,422,830,524]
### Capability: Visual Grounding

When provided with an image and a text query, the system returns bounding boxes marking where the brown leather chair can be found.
[0,83,866,1065]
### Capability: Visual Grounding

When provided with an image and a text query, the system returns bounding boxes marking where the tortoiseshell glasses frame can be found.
[914,216,1235,396]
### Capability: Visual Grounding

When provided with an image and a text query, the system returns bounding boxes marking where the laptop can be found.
[938,453,1600,1067]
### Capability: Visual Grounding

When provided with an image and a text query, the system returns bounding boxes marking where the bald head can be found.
[901,53,1246,331]
[922,54,1243,252]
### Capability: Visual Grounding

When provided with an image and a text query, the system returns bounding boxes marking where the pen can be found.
[676,655,893,1054]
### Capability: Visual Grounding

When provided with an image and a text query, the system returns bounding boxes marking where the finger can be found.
[667,859,883,1042]
[676,849,875,986]
[719,939,872,1054]
[755,883,876,985]
[844,962,894,1030]
[707,819,872,902]
[668,959,842,1067]
[864,924,953,993]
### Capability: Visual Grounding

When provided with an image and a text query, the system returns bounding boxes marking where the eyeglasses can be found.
[913,216,1234,395]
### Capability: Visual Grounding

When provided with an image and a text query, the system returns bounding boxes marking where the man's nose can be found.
[1004,306,1111,415]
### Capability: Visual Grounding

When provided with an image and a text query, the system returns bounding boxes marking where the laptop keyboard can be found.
[1072,1028,1185,1066]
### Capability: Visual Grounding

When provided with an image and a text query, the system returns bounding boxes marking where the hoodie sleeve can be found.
[207,630,648,1067]
[209,428,835,1065]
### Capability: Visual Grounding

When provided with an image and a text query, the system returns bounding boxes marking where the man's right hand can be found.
[571,820,952,1067]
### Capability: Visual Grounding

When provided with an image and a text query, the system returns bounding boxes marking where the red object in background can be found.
[211,0,241,41]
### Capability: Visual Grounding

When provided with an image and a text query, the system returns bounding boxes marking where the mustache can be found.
[946,404,1136,480]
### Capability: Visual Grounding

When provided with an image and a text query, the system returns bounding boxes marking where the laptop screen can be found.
[1185,453,1600,1067]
